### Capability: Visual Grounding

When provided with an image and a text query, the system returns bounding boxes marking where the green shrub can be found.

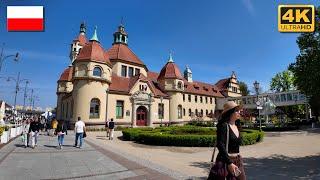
[187,121,215,127]
[241,129,264,145]
[4,126,9,131]
[0,126,4,136]
[122,126,263,147]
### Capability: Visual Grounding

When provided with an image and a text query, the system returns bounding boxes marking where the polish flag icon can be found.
[7,6,44,31]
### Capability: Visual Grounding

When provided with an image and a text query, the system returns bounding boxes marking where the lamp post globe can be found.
[160,96,163,127]
[253,80,261,131]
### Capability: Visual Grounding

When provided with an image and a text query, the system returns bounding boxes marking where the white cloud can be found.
[241,0,255,16]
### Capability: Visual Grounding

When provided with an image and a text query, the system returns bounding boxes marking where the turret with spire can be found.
[70,22,88,64]
[80,22,86,35]
[90,26,99,42]
[113,18,128,45]
[184,65,193,82]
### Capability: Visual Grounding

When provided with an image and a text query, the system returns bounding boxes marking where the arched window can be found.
[183,108,186,116]
[177,81,182,89]
[178,105,182,119]
[93,66,102,77]
[195,109,198,117]
[206,110,208,116]
[189,109,192,116]
[201,109,203,117]
[78,64,87,76]
[90,98,100,118]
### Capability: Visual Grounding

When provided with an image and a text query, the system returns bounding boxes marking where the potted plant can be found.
[0,126,10,143]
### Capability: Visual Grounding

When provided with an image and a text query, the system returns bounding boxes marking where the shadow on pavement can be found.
[190,154,320,180]
[43,145,58,148]
[14,144,25,148]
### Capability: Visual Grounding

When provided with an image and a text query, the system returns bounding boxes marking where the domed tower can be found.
[113,22,128,45]
[157,53,185,122]
[107,22,148,77]
[70,22,87,64]
[184,65,193,82]
[56,66,74,120]
[72,26,112,125]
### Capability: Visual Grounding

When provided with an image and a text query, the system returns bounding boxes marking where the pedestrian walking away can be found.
[208,101,246,180]
[108,118,115,140]
[55,120,68,149]
[22,119,30,148]
[74,117,86,148]
[29,117,41,149]
[51,119,58,137]
[105,119,109,138]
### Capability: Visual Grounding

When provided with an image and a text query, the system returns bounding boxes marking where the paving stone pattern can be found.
[0,132,175,180]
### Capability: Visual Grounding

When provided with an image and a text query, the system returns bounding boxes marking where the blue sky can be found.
[0,0,318,109]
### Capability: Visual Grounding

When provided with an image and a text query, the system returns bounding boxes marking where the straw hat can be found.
[221,101,242,115]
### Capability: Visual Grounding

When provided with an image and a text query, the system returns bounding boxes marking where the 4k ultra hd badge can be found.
[278,5,315,32]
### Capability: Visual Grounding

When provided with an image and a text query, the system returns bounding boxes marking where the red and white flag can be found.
[7,6,44,31]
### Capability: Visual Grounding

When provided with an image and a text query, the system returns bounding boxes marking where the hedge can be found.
[0,126,4,136]
[122,126,264,147]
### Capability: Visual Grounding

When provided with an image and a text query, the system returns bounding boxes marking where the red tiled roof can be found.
[58,66,73,82]
[147,71,159,82]
[73,34,87,46]
[107,44,144,66]
[76,41,112,66]
[109,74,131,93]
[157,62,183,81]
[109,74,168,97]
[184,80,224,97]
[215,78,229,90]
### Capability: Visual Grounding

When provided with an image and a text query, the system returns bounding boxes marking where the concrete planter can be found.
[16,126,22,135]
[1,131,9,143]
[10,128,16,138]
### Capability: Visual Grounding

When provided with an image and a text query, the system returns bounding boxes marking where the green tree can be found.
[270,70,304,121]
[289,7,320,121]
[239,81,250,96]
[270,70,296,92]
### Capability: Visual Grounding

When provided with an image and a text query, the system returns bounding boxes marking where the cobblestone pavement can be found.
[0,132,175,180]
[87,128,320,180]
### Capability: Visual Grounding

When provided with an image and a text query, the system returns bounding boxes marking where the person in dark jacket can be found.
[208,101,246,180]
[108,118,115,140]
[29,118,41,149]
[55,120,67,149]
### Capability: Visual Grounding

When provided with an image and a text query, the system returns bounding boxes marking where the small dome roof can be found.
[75,41,112,67]
[58,66,73,82]
[157,62,183,81]
[73,34,87,46]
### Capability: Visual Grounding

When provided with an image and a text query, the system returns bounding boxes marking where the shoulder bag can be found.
[208,124,229,180]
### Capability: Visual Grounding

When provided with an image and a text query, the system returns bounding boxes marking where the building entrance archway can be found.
[136,106,148,126]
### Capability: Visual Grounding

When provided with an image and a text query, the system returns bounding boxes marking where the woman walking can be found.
[55,120,67,149]
[29,118,41,149]
[208,101,246,180]
[22,119,30,148]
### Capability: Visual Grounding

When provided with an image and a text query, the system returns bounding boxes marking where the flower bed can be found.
[122,126,264,147]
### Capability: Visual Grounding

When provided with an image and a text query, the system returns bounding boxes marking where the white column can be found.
[132,102,136,127]
[148,104,153,127]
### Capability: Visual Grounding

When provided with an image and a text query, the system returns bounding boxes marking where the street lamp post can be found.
[105,88,109,122]
[0,43,20,72]
[29,89,34,110]
[160,96,163,127]
[253,80,261,131]
[32,96,39,110]
[7,72,29,121]
[23,80,29,110]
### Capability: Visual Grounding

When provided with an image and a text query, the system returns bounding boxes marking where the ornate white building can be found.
[56,23,241,127]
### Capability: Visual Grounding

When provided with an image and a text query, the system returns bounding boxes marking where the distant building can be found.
[215,71,241,98]
[56,23,241,127]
